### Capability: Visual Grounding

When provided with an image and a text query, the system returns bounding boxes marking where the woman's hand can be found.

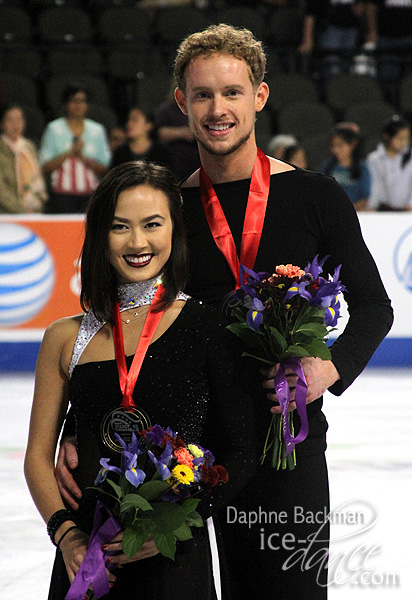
[58,527,90,583]
[59,527,117,593]
[102,532,159,567]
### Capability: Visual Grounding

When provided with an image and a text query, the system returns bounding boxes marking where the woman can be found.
[283,143,308,170]
[110,107,175,172]
[24,161,255,600]
[367,115,412,211]
[39,84,111,213]
[0,104,47,213]
[321,122,371,211]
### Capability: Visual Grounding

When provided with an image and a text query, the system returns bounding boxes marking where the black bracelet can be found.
[47,509,76,546]
[56,525,79,550]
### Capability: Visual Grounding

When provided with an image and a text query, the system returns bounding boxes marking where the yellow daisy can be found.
[172,464,194,485]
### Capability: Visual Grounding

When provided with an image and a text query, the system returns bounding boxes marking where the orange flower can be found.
[275,264,305,278]
[174,447,194,469]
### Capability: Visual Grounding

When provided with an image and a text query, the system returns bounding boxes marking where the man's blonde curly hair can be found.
[174,23,267,92]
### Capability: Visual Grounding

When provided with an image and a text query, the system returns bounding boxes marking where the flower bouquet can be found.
[227,255,345,470]
[66,425,228,600]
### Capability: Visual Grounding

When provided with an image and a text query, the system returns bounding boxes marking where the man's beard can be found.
[195,125,254,157]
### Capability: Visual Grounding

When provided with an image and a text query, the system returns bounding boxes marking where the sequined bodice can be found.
[69,278,189,377]
[69,299,256,508]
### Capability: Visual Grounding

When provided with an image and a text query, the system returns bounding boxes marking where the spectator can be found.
[284,143,308,169]
[365,1,412,102]
[267,134,298,160]
[39,84,111,214]
[321,122,371,211]
[0,104,47,214]
[154,81,200,181]
[299,1,371,78]
[108,125,127,153]
[367,114,412,211]
[110,107,175,172]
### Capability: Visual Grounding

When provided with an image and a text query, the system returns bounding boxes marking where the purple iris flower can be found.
[121,450,146,487]
[304,254,330,279]
[148,441,173,480]
[239,265,269,299]
[246,297,265,331]
[324,296,341,327]
[94,457,122,485]
[145,424,166,445]
[286,259,345,313]
[115,432,143,457]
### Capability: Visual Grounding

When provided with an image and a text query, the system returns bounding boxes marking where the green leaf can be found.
[181,497,200,514]
[267,326,288,351]
[296,322,328,338]
[153,532,176,560]
[137,502,186,534]
[226,322,248,337]
[184,510,204,528]
[137,480,171,501]
[282,345,311,358]
[301,339,332,360]
[173,522,193,541]
[122,525,147,559]
[121,493,153,512]
[105,479,122,498]
[241,352,274,365]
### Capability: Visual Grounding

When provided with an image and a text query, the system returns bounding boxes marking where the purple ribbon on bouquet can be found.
[274,357,309,456]
[65,501,121,600]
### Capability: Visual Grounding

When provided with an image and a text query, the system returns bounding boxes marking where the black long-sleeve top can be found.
[182,169,393,401]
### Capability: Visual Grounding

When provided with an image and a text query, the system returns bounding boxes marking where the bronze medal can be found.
[101,405,151,453]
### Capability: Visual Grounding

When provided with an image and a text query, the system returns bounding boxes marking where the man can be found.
[55,24,393,599]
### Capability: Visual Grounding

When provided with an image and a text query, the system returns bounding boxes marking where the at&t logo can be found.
[0,223,55,326]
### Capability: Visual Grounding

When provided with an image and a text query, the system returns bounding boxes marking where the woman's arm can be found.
[41,139,83,175]
[23,319,106,584]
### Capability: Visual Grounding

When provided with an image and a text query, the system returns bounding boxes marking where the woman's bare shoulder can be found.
[42,314,83,348]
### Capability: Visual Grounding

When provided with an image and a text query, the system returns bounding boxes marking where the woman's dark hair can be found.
[283,144,304,165]
[0,103,25,123]
[80,161,187,322]
[325,122,363,180]
[381,114,411,168]
[61,84,90,105]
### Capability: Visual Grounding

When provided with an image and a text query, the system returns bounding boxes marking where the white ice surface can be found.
[1,368,411,599]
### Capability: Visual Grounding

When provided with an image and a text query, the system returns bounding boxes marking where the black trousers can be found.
[218,453,330,599]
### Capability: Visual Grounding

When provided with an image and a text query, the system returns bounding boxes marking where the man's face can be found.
[175,53,268,158]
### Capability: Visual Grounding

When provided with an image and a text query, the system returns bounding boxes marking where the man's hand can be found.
[263,357,340,413]
[55,435,82,510]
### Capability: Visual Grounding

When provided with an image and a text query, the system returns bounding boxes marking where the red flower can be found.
[200,464,229,491]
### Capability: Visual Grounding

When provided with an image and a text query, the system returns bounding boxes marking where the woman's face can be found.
[386,127,410,154]
[126,109,151,141]
[289,148,308,169]
[107,184,173,284]
[1,108,25,141]
[330,135,354,164]
[65,91,89,119]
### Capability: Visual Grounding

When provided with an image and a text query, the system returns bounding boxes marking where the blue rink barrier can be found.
[0,338,411,373]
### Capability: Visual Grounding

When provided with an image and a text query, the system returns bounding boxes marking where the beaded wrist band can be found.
[47,509,76,546]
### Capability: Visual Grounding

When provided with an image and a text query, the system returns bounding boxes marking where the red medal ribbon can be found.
[199,148,271,288]
[113,283,165,410]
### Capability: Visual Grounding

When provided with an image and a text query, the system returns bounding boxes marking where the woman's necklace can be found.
[117,276,162,324]
[120,310,140,324]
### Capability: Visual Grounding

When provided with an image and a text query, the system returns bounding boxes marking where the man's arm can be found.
[55,411,82,511]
